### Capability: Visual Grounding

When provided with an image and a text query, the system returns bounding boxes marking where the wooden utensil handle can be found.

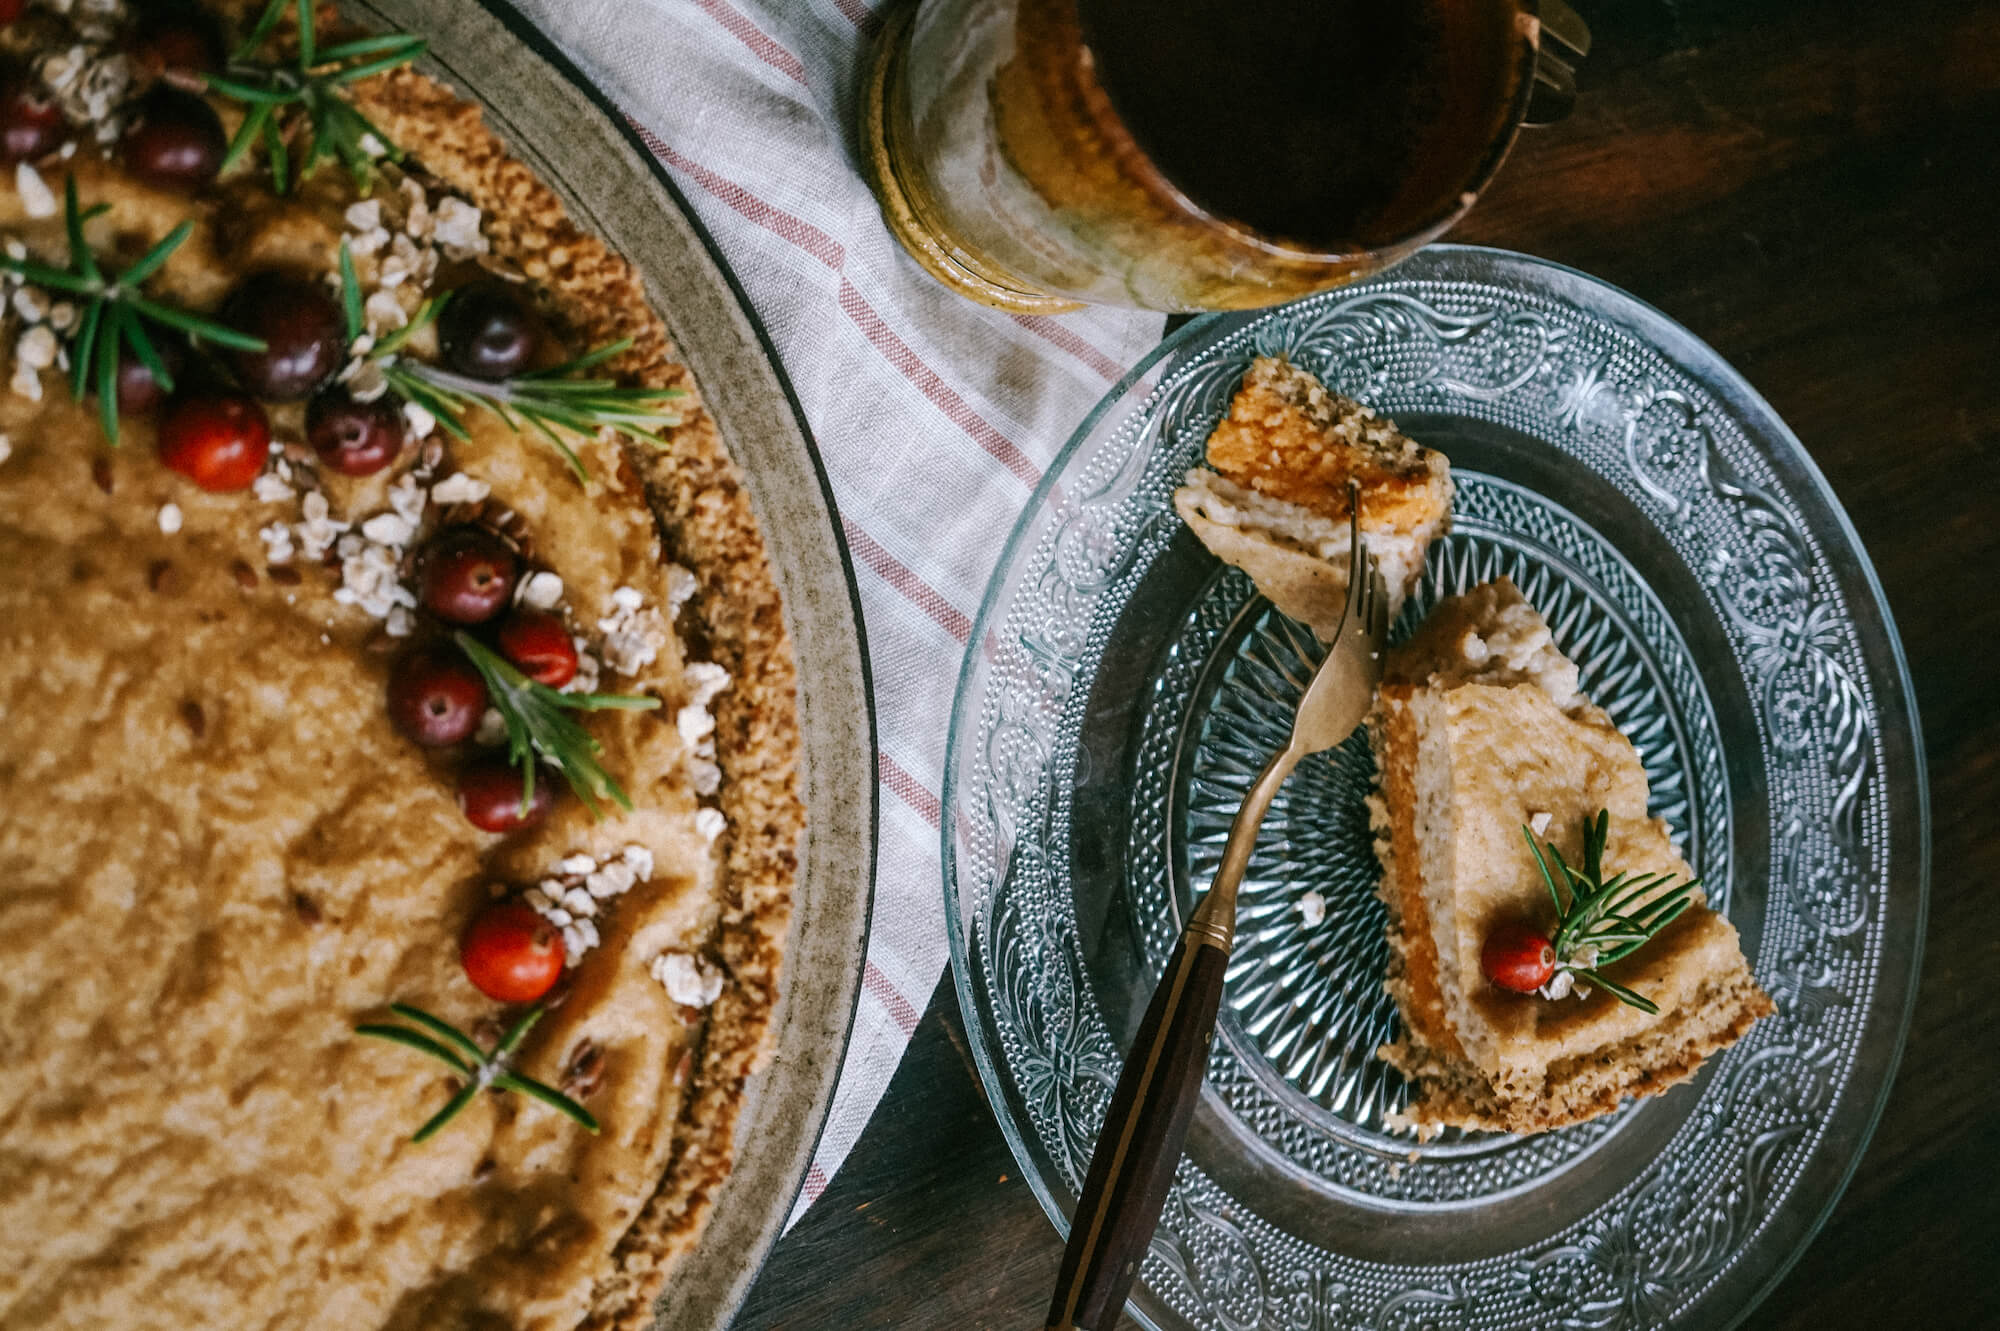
[1042,931,1229,1331]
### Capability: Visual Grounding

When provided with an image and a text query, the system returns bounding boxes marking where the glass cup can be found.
[861,0,1588,313]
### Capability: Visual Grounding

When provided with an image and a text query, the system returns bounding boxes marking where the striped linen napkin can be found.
[509,0,1166,1222]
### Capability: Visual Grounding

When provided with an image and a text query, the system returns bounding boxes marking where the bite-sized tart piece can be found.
[1173,355,1452,634]
[0,3,799,1329]
[1368,578,1772,1137]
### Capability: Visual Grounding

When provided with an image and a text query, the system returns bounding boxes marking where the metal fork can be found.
[1042,484,1392,1331]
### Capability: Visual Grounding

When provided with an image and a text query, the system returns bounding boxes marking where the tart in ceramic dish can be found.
[0,3,799,1328]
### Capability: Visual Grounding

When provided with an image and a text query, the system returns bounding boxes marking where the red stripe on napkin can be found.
[879,752,943,828]
[864,961,921,1036]
[841,518,972,642]
[691,0,809,85]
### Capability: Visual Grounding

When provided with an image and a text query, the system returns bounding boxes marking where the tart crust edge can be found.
[353,69,806,1329]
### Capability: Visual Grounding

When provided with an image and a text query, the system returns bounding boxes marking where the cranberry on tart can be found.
[0,3,800,1329]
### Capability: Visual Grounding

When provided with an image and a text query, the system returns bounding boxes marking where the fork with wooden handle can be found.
[1042,484,1391,1331]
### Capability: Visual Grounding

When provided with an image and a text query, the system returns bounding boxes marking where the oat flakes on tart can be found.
[0,4,800,1329]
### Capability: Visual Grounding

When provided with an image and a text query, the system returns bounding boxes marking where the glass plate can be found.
[943,246,1927,1330]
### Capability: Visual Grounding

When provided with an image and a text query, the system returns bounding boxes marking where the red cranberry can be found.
[460,901,565,1003]
[496,609,578,688]
[387,643,488,746]
[120,87,226,192]
[307,389,405,477]
[1481,921,1558,994]
[457,757,556,833]
[156,393,269,492]
[438,280,540,380]
[115,335,185,413]
[0,0,24,24]
[221,271,347,401]
[0,69,64,162]
[419,527,518,626]
[128,6,226,77]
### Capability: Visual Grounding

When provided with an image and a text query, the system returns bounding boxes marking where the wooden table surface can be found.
[735,0,2000,1325]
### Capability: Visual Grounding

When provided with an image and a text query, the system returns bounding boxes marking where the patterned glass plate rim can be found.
[942,246,1928,1330]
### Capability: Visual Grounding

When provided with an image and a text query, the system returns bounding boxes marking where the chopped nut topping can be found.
[516,569,563,610]
[430,472,490,506]
[559,1041,605,1099]
[665,564,698,617]
[258,521,296,565]
[650,952,723,1008]
[473,707,506,747]
[251,472,294,504]
[402,399,436,440]
[684,661,731,708]
[597,585,666,677]
[13,163,55,219]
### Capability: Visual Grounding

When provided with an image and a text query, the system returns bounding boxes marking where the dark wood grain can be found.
[734,0,2000,1325]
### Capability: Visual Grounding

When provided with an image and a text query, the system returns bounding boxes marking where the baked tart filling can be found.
[0,3,799,1328]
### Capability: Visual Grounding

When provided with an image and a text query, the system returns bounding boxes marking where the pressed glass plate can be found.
[943,247,1926,1329]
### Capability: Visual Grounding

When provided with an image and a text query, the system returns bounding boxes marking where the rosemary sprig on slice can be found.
[454,631,659,818]
[0,177,267,445]
[210,0,427,193]
[356,1002,599,1142]
[1520,809,1701,1014]
[337,277,685,482]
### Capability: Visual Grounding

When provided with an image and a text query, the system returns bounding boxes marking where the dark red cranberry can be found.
[460,901,565,1003]
[496,609,578,688]
[115,334,186,413]
[457,757,556,833]
[221,271,347,401]
[0,69,64,162]
[307,389,405,477]
[419,527,518,625]
[387,643,488,746]
[438,280,540,380]
[1481,921,1558,994]
[0,0,24,24]
[128,6,226,77]
[156,393,269,492]
[120,87,226,192]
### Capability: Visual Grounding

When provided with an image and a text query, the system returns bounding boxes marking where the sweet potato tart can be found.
[0,3,799,1328]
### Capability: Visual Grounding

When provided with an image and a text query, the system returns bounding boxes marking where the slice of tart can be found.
[1369,578,1772,1137]
[0,4,798,1329]
[1173,356,1451,635]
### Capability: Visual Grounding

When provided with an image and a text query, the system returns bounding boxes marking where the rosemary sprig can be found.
[454,631,659,818]
[210,0,427,194]
[0,177,267,445]
[1521,809,1701,1014]
[338,279,685,482]
[356,1002,599,1142]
